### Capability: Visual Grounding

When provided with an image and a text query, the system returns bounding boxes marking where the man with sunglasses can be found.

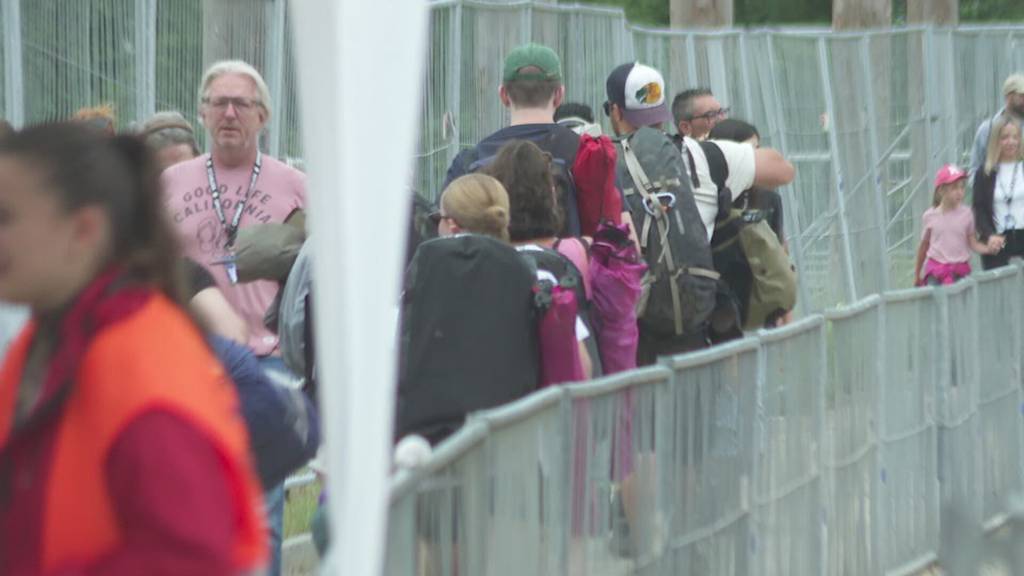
[672,88,728,141]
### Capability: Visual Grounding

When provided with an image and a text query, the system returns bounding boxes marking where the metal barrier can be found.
[386,263,1024,575]
[879,288,941,574]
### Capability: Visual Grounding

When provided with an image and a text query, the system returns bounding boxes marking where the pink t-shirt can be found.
[921,204,975,265]
[162,153,306,356]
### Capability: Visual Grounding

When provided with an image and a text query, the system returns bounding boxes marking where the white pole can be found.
[134,0,157,123]
[288,0,428,574]
[263,0,286,159]
[2,0,24,127]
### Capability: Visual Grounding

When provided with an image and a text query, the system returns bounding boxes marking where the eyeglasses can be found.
[202,96,263,113]
[686,107,730,121]
[428,210,453,226]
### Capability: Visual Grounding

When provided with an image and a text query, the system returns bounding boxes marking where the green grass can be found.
[284,478,322,539]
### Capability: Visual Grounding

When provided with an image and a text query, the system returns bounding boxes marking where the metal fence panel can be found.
[663,341,760,576]
[472,388,571,576]
[752,318,827,576]
[973,268,1024,527]
[384,423,490,576]
[823,298,882,575]
[564,367,673,576]
[935,280,984,528]
[879,289,940,574]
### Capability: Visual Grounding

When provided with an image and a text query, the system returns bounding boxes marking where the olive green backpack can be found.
[688,141,797,329]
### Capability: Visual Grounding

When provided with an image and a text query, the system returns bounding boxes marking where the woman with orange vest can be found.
[0,123,266,575]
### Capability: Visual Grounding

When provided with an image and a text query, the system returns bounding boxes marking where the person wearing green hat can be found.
[443,43,626,239]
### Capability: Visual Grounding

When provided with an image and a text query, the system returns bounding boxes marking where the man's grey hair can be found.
[672,87,713,126]
[199,60,272,117]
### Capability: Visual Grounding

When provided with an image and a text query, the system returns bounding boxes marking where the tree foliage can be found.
[569,0,1024,26]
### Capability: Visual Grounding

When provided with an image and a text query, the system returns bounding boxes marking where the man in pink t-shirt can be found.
[162,60,306,358]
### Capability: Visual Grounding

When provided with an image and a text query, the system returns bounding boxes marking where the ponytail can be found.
[108,134,187,304]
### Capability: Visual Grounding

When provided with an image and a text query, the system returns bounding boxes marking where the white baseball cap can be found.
[605,62,673,127]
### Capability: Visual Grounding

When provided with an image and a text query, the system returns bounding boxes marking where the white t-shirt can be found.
[679,136,757,240]
[994,161,1024,233]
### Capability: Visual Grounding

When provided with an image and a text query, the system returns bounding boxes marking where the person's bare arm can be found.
[969,235,993,255]
[578,341,593,381]
[752,147,796,189]
[914,230,930,286]
[190,287,249,345]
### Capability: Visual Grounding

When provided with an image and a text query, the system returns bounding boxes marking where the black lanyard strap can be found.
[206,150,263,248]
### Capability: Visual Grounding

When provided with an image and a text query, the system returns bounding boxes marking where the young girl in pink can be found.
[915,164,1000,286]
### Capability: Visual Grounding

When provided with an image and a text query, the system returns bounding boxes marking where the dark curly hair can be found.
[483,140,563,242]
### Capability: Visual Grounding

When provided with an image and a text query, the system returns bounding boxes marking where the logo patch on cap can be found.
[635,82,662,105]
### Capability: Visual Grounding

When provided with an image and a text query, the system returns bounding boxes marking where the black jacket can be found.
[972,167,998,240]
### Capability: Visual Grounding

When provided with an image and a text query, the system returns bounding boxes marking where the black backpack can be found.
[616,127,718,339]
[396,235,540,445]
[515,244,603,378]
[464,125,583,238]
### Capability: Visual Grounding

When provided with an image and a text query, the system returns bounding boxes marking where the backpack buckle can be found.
[643,192,676,216]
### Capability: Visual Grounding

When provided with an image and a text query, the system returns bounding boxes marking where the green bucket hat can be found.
[502,43,563,83]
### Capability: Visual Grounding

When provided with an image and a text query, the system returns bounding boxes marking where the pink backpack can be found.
[535,283,585,388]
[585,223,646,374]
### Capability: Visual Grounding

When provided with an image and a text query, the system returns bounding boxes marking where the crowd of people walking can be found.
[0,38,1018,575]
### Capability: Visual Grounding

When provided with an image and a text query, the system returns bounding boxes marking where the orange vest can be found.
[0,294,267,573]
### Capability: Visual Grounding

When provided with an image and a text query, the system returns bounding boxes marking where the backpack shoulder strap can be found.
[699,141,729,191]
[699,141,734,223]
[621,136,689,334]
[620,137,658,200]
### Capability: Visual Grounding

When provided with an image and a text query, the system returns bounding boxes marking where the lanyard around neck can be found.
[205,151,262,249]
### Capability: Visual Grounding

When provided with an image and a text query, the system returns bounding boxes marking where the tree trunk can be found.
[670,0,733,28]
[832,0,891,29]
[907,0,958,25]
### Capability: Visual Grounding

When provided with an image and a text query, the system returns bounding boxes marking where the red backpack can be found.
[574,134,623,236]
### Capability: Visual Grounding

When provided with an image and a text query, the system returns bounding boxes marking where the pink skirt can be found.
[923,258,971,285]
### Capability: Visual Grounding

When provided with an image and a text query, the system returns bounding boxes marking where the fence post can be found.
[447,0,464,175]
[134,0,157,123]
[264,0,287,158]
[706,35,730,110]
[815,316,830,576]
[765,32,813,313]
[736,33,755,123]
[750,337,767,576]
[817,35,860,302]
[872,297,887,573]
[522,0,533,43]
[685,33,699,86]
[858,35,891,292]
[2,0,23,127]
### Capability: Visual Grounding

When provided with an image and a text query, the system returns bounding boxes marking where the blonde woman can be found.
[973,114,1024,269]
[430,173,511,241]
